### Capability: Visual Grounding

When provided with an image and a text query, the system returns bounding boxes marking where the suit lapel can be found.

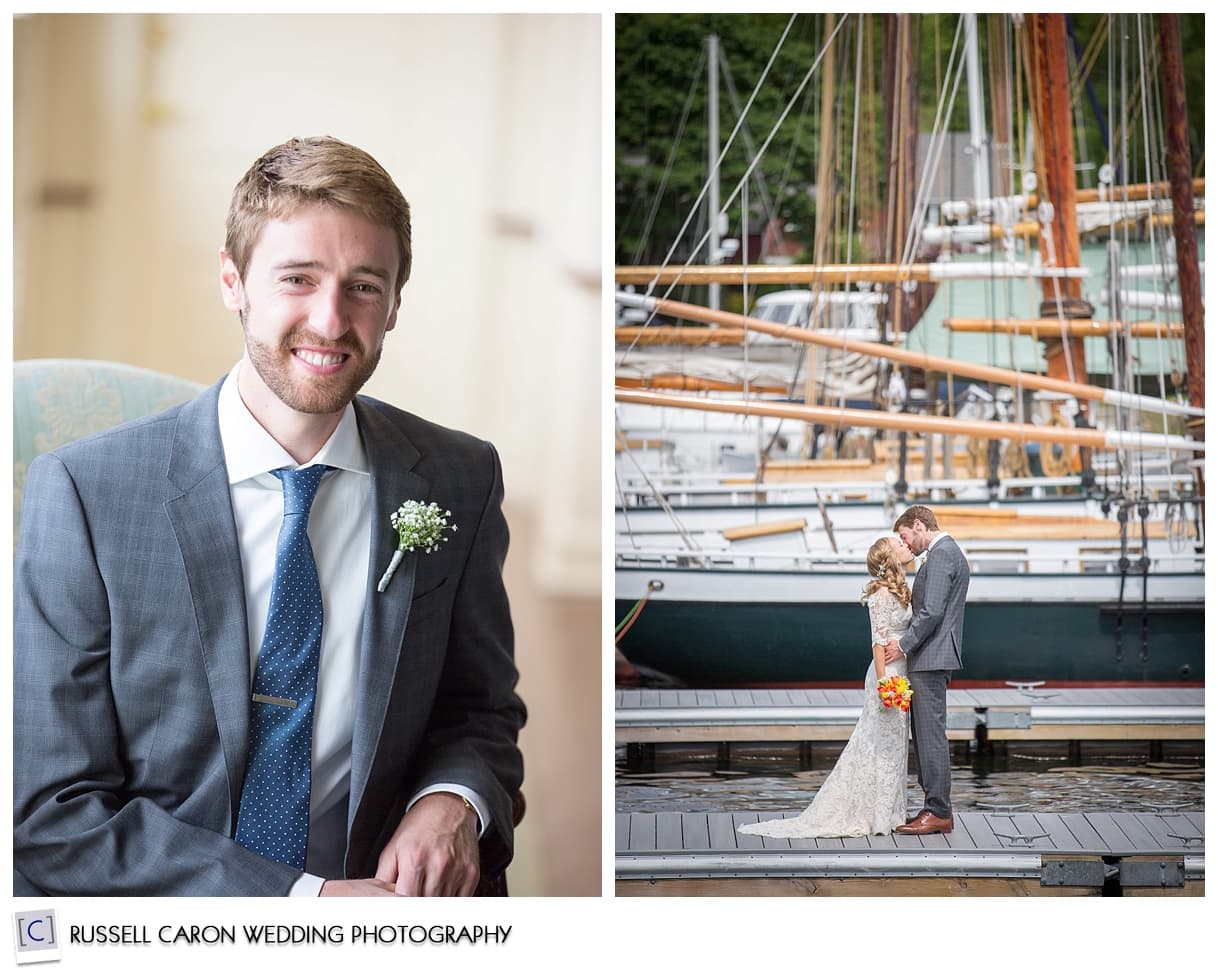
[162,382,252,825]
[347,398,429,823]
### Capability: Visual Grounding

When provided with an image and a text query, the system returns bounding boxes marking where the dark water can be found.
[616,745,1204,815]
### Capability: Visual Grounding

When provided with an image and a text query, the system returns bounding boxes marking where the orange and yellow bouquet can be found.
[877,674,913,712]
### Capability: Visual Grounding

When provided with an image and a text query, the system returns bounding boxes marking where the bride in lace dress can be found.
[739,535,916,838]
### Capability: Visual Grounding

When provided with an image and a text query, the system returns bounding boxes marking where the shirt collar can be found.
[217,364,369,484]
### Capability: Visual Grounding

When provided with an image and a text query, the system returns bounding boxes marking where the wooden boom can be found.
[614,261,1087,287]
[945,318,1184,338]
[615,291,1203,420]
[614,388,1204,453]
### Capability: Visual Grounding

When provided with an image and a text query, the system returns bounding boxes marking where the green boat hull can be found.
[615,599,1203,685]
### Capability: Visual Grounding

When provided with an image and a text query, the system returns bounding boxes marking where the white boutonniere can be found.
[376,500,458,592]
[915,552,928,571]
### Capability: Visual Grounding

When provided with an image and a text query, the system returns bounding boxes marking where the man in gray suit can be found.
[14,136,525,896]
[884,505,969,835]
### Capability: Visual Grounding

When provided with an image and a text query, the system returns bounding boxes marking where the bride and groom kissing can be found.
[740,505,970,840]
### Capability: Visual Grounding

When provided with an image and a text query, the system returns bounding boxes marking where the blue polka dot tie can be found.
[235,465,329,869]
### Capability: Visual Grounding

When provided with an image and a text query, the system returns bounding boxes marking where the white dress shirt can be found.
[217,368,486,895]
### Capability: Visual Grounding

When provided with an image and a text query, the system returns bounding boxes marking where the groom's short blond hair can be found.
[225,136,412,294]
[894,505,939,531]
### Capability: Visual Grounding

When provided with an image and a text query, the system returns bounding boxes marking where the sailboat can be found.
[614,13,1204,686]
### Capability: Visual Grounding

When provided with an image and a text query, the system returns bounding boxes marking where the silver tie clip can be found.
[252,693,297,709]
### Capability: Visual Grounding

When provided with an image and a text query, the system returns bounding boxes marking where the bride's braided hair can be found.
[861,536,912,607]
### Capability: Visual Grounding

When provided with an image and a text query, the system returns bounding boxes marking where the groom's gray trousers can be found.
[908,670,952,818]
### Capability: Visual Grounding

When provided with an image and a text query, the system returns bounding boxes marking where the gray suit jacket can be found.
[13,380,525,895]
[897,535,970,672]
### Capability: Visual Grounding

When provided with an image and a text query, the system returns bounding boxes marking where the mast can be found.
[964,13,991,203]
[803,11,837,450]
[1026,12,1096,489]
[812,13,837,275]
[1157,14,1204,462]
[1026,14,1092,384]
[882,14,918,342]
[707,34,722,313]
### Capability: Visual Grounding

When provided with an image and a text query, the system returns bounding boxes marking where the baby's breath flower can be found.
[377,500,458,592]
[390,500,456,554]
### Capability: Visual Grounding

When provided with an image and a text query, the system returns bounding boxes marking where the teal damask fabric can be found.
[13,359,203,535]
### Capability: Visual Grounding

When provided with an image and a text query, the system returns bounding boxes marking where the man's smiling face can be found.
[221,203,401,417]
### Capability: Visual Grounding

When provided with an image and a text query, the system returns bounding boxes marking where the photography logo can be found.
[12,911,60,965]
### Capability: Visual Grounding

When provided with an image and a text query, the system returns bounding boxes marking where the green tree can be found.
[616,12,1203,269]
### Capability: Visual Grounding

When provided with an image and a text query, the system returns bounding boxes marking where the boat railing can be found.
[615,471,1198,508]
[614,546,1204,576]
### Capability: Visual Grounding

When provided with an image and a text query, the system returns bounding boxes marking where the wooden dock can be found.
[616,810,1205,896]
[616,685,1204,744]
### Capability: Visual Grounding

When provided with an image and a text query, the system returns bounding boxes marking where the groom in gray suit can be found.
[14,136,525,896]
[884,505,969,835]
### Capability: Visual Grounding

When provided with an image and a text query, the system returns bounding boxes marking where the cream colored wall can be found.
[12,13,602,896]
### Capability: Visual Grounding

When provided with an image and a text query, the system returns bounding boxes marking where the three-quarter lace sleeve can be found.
[866,589,900,644]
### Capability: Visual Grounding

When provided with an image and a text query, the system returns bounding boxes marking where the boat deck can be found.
[616,685,1204,743]
[615,809,1205,896]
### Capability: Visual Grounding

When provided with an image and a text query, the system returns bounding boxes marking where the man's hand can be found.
[884,639,904,664]
[319,878,399,896]
[373,792,480,896]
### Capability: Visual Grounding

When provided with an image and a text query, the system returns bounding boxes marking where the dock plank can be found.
[941,821,979,851]
[891,823,925,847]
[1034,812,1086,852]
[994,812,1054,850]
[1182,812,1205,840]
[1078,812,1138,853]
[627,813,657,852]
[655,812,684,852]
[1123,812,1203,854]
[1121,813,1188,853]
[733,812,766,850]
[615,812,630,852]
[746,813,795,850]
[707,812,740,851]
[616,811,1204,894]
[681,813,712,851]
[955,812,1006,850]
[616,690,641,709]
[1058,813,1110,853]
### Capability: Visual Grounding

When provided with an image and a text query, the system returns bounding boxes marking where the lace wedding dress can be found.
[739,588,912,838]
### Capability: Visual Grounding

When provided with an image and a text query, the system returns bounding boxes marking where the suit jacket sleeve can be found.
[898,549,959,661]
[13,452,301,896]
[398,441,525,873]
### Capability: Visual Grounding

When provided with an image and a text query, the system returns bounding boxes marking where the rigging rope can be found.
[644,14,801,299]
[901,15,966,270]
[836,15,866,414]
[614,591,651,642]
[645,15,851,316]
[630,47,707,266]
[613,420,702,553]
[615,580,666,645]
[1138,495,1150,665]
[618,14,810,366]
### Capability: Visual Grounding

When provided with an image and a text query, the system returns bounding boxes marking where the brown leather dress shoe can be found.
[895,812,953,835]
[904,811,928,826]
